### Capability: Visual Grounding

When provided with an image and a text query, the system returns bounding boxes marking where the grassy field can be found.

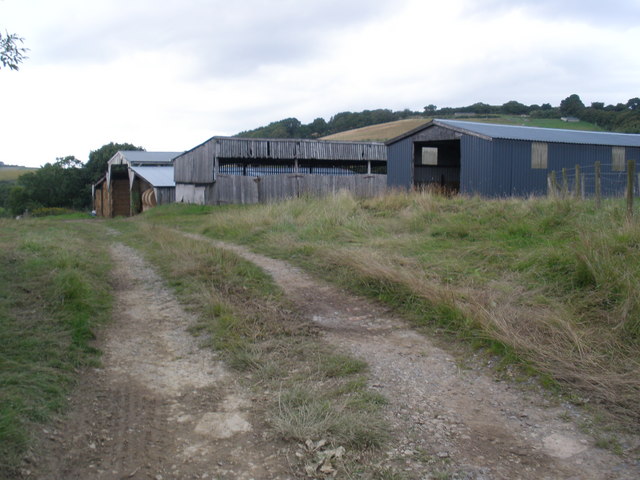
[0,218,112,478]
[140,193,640,424]
[322,118,430,141]
[321,116,603,142]
[0,167,37,182]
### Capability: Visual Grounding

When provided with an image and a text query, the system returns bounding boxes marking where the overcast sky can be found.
[1,0,639,168]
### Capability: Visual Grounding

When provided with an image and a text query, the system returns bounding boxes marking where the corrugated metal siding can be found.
[548,143,630,196]
[460,136,493,195]
[387,139,413,188]
[492,139,548,196]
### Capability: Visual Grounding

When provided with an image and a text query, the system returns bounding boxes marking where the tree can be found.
[559,94,585,117]
[17,156,89,210]
[501,100,529,115]
[626,98,640,111]
[424,104,437,114]
[85,142,144,183]
[0,31,28,71]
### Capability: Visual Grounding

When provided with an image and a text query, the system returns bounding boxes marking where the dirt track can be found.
[26,236,640,479]
[29,243,290,480]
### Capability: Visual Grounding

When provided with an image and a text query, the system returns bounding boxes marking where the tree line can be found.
[237,94,640,139]
[0,143,143,217]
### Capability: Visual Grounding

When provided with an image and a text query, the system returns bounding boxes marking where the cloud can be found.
[31,0,404,77]
[465,0,640,28]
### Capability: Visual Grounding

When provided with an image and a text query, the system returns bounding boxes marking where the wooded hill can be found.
[236,94,640,139]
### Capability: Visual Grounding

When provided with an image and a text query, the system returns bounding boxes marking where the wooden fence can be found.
[548,160,638,217]
[175,174,387,206]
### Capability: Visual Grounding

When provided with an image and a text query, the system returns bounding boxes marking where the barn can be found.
[93,151,181,217]
[386,119,640,197]
[173,137,387,205]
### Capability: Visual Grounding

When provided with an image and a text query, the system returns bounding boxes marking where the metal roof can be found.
[387,119,640,147]
[109,151,182,166]
[130,166,175,187]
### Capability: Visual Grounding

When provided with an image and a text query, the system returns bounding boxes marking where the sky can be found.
[1,0,639,168]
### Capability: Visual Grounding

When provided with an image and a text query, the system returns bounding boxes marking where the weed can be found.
[594,435,624,455]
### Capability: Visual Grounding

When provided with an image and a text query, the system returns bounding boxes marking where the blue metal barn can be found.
[386,119,640,197]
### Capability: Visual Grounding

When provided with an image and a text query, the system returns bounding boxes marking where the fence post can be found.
[548,171,557,198]
[627,160,635,218]
[562,168,569,197]
[574,164,581,198]
[595,161,601,209]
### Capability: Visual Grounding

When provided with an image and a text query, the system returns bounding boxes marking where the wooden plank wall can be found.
[175,184,214,205]
[174,141,215,183]
[176,174,386,205]
[211,175,259,204]
[259,174,386,203]
[155,187,175,205]
[173,137,388,185]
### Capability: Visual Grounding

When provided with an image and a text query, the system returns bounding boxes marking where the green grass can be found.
[460,116,604,131]
[137,192,640,423]
[0,218,112,478]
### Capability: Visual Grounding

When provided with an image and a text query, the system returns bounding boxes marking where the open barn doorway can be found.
[110,166,131,217]
[413,139,460,193]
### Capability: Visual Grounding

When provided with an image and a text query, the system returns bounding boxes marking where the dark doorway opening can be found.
[110,166,130,217]
[413,140,460,193]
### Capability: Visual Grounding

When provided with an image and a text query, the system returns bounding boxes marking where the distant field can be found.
[0,167,36,181]
[460,116,605,131]
[322,116,603,142]
[321,118,431,141]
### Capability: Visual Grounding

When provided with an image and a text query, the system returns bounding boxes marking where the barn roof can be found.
[130,166,175,187]
[386,119,640,147]
[109,151,182,166]
[175,137,387,161]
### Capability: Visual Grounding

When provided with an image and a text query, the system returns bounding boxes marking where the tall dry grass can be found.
[156,189,640,422]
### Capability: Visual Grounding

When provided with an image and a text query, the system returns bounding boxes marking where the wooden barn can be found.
[93,151,181,217]
[386,119,640,197]
[173,137,387,205]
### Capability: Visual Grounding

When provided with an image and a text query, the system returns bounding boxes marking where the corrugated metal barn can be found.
[173,137,387,205]
[386,119,640,197]
[93,151,180,217]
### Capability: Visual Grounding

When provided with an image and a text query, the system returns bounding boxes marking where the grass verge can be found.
[0,218,112,478]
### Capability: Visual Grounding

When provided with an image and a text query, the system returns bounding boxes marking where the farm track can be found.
[188,233,640,479]
[25,233,640,479]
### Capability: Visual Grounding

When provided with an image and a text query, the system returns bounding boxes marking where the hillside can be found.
[0,166,37,182]
[237,95,639,140]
